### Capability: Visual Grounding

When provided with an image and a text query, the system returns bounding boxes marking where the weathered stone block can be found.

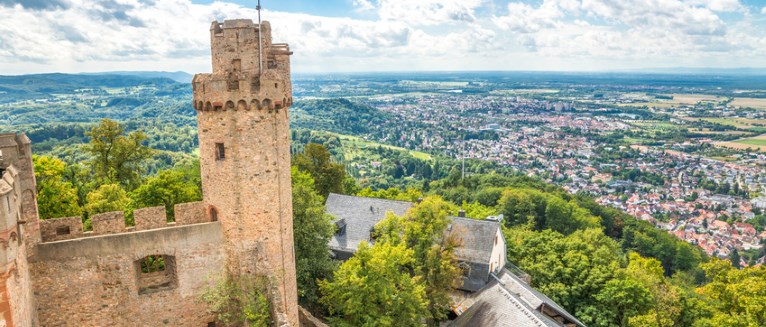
[92,211,125,235]
[134,206,167,231]
[39,216,83,242]
[174,202,207,226]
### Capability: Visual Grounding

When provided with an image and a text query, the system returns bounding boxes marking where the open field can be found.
[689,128,750,135]
[730,98,766,110]
[333,133,433,161]
[716,141,766,152]
[683,117,766,132]
[665,93,723,105]
[617,93,725,109]
[616,102,678,108]
[717,133,766,151]
[490,89,560,95]
[628,120,681,129]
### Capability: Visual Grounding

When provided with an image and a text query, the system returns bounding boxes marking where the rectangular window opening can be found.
[56,226,71,236]
[215,143,225,160]
[137,255,177,295]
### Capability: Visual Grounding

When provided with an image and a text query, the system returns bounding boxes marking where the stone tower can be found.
[192,19,297,325]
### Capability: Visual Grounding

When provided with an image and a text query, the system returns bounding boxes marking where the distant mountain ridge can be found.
[0,73,183,98]
[79,71,193,83]
[625,67,766,75]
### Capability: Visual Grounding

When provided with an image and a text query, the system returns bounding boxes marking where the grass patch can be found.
[730,98,766,110]
[333,133,433,161]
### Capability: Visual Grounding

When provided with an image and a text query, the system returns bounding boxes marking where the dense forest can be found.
[5,74,765,326]
[28,117,766,326]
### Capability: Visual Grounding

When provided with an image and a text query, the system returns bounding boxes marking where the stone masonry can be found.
[192,19,299,326]
[0,18,301,326]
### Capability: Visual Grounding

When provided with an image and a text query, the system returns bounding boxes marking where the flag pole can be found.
[257,0,263,75]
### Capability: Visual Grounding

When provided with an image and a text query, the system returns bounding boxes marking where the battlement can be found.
[38,201,211,243]
[193,19,293,113]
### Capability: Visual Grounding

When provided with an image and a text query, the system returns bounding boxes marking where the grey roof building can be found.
[446,216,507,292]
[449,269,585,327]
[325,193,413,260]
[324,193,583,327]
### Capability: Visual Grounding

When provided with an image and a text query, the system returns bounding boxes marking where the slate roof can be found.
[446,216,501,264]
[325,193,413,253]
[450,269,585,327]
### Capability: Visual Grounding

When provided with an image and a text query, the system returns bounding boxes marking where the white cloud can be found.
[356,0,485,25]
[691,0,744,12]
[762,6,766,14]
[0,0,764,74]
[351,0,375,12]
[489,0,766,66]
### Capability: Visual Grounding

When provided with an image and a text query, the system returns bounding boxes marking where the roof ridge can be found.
[328,193,415,205]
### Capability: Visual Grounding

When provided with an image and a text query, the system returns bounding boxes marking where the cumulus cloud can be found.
[762,6,766,14]
[353,0,485,25]
[0,0,70,10]
[0,0,764,74]
[490,0,764,65]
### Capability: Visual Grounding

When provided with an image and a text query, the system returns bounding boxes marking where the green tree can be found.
[291,167,337,311]
[293,143,345,198]
[319,241,428,327]
[202,275,272,327]
[33,155,82,219]
[625,252,682,327]
[84,118,153,189]
[131,165,201,220]
[696,259,766,327]
[461,200,496,219]
[84,183,131,216]
[595,277,653,327]
[404,197,462,325]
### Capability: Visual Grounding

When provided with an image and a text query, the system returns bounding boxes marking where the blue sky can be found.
[1,0,766,74]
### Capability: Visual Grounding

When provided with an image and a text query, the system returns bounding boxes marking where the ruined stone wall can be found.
[193,19,298,326]
[0,133,39,327]
[30,222,226,326]
[38,202,211,243]
[39,216,83,242]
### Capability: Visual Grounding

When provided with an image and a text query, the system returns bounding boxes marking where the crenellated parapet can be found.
[0,133,38,327]
[192,19,293,113]
[38,202,212,243]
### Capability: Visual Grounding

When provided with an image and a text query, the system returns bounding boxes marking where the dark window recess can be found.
[208,323,216,327]
[459,262,471,278]
[335,219,347,236]
[137,255,177,295]
[215,143,225,160]
[210,207,218,222]
[268,60,277,69]
[56,226,71,236]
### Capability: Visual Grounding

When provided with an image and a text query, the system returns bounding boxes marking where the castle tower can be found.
[192,20,297,325]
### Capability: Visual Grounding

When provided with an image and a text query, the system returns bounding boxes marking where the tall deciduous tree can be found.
[131,164,201,219]
[319,241,428,327]
[33,155,82,219]
[84,183,131,216]
[84,118,153,189]
[291,167,336,311]
[371,196,462,325]
[293,143,345,198]
[696,259,766,327]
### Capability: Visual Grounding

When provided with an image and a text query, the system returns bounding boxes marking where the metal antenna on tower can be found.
[257,0,263,75]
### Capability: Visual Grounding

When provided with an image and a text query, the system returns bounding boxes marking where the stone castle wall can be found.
[193,19,298,326]
[30,222,225,326]
[0,18,301,326]
[0,133,38,327]
[38,202,211,243]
